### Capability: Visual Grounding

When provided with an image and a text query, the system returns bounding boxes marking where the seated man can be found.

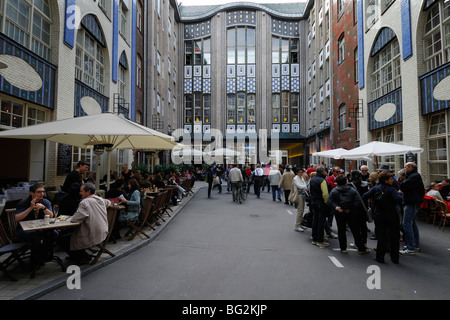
[15,183,55,270]
[59,183,110,265]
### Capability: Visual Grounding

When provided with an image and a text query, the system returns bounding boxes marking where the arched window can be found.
[2,0,52,60]
[75,16,106,95]
[119,51,128,100]
[370,31,401,101]
[423,0,450,72]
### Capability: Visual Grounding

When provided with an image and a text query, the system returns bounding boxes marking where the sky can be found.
[178,0,305,6]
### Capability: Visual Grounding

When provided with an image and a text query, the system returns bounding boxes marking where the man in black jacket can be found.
[399,162,424,255]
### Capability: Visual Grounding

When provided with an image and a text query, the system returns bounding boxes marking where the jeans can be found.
[271,186,281,201]
[403,204,420,250]
[311,201,328,243]
[262,177,270,192]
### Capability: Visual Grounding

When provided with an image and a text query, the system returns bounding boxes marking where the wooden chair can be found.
[184,179,194,195]
[0,218,29,281]
[125,197,154,241]
[154,190,168,222]
[160,188,174,216]
[437,201,450,232]
[89,206,118,264]
[4,209,18,241]
[419,196,444,225]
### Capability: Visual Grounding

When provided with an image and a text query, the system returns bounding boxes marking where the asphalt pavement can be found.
[37,182,450,301]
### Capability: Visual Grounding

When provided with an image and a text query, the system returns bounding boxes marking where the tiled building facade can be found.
[331,0,360,169]
[357,0,450,184]
[0,0,143,187]
[0,0,448,188]
[177,3,308,165]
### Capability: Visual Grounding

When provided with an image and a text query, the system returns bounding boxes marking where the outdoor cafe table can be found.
[19,217,80,232]
[20,217,81,274]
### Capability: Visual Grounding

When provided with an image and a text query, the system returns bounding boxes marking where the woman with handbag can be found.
[292,168,309,232]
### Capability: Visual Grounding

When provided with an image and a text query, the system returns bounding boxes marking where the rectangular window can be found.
[227,94,236,124]
[272,94,280,123]
[339,104,346,131]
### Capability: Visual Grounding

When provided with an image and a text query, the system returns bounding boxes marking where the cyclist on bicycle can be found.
[229,164,243,202]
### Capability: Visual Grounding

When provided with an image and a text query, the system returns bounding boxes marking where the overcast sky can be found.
[178,0,305,6]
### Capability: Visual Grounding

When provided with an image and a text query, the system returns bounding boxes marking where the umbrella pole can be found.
[95,155,101,192]
[107,150,111,192]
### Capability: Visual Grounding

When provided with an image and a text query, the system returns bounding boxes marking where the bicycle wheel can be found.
[241,186,247,201]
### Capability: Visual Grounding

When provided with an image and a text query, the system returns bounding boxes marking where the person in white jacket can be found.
[268,165,282,201]
[293,168,309,232]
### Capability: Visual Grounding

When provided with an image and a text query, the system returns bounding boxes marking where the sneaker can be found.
[349,243,357,249]
[341,250,347,253]
[358,248,371,254]
[311,241,317,245]
[317,242,330,247]
[295,227,305,232]
[328,232,338,239]
[399,248,415,255]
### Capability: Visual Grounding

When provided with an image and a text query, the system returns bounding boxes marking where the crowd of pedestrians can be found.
[208,160,430,264]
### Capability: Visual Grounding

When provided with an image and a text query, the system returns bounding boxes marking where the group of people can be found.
[208,160,429,265]
[14,160,195,270]
[294,162,426,264]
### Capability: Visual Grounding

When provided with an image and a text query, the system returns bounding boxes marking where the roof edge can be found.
[178,2,307,22]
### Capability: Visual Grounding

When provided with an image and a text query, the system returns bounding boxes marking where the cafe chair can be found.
[419,196,445,225]
[159,189,173,217]
[88,206,118,264]
[0,218,29,281]
[125,196,155,241]
[5,209,19,241]
[184,179,195,196]
[438,203,450,232]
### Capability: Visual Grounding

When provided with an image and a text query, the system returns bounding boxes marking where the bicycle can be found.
[238,180,248,204]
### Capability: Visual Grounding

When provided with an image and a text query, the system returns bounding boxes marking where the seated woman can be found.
[119,178,141,222]
[427,181,450,212]
[427,182,445,201]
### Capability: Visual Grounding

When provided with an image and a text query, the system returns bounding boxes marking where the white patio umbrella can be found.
[312,148,372,161]
[313,148,349,159]
[0,112,176,190]
[336,141,424,160]
[206,147,241,163]
[207,148,241,157]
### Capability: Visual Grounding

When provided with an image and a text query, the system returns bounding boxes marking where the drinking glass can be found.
[53,204,59,218]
